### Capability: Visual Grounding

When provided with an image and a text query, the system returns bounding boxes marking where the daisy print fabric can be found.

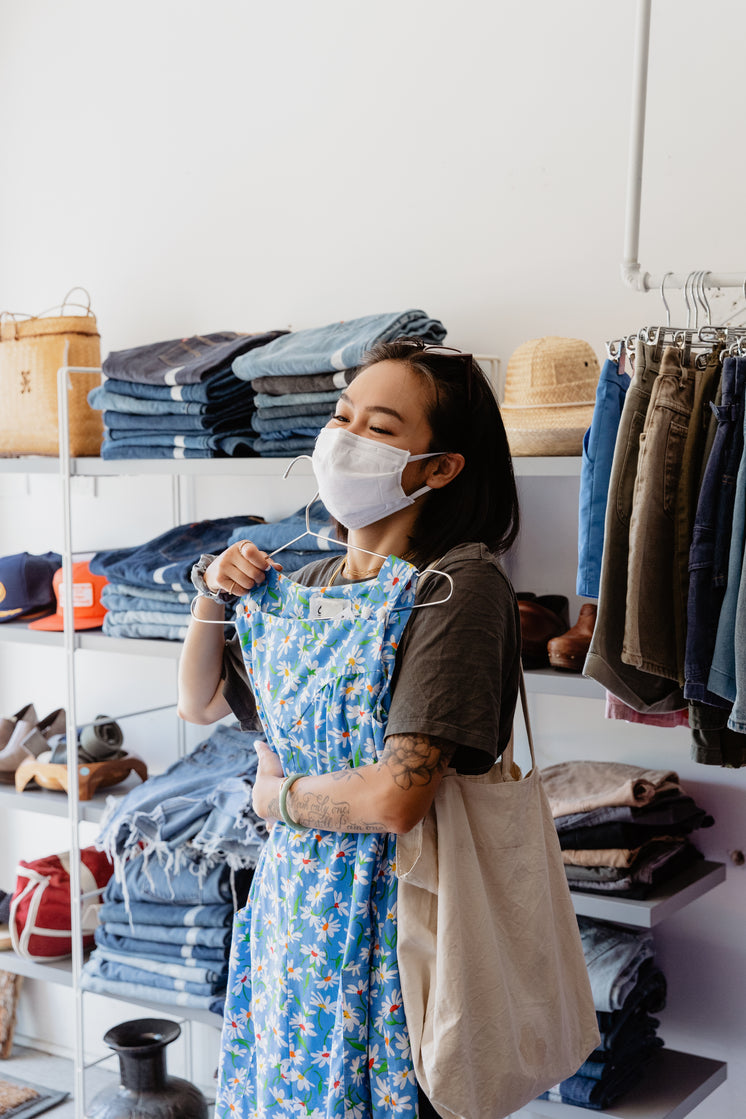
[215,556,419,1118]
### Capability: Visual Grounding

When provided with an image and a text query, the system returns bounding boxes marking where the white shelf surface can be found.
[519,1048,726,1119]
[524,667,602,699]
[0,775,144,823]
[0,454,581,478]
[570,860,726,928]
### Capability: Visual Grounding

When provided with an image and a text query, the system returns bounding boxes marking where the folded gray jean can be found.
[254,389,341,410]
[577,916,655,1012]
[250,370,356,396]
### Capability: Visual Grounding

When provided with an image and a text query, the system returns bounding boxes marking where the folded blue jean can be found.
[94,925,227,962]
[101,592,192,615]
[225,503,339,554]
[254,389,340,410]
[251,413,324,436]
[90,952,225,996]
[94,945,228,984]
[99,899,234,927]
[97,724,259,865]
[578,1035,663,1081]
[102,363,253,403]
[577,917,655,1012]
[81,956,220,1010]
[232,310,446,380]
[101,441,253,460]
[104,608,193,627]
[186,777,268,869]
[209,994,226,1017]
[104,921,231,947]
[91,386,223,417]
[253,440,317,457]
[102,616,189,641]
[91,515,259,590]
[103,408,255,435]
[538,1053,657,1110]
[102,583,194,607]
[103,330,286,386]
[253,401,335,422]
[102,432,252,450]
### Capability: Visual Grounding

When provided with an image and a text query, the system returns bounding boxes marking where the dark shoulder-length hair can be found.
[340,337,520,568]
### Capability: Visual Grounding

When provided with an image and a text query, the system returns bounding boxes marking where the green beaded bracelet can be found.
[278,772,306,830]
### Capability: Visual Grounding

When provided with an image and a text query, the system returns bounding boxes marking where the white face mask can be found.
[311,427,447,531]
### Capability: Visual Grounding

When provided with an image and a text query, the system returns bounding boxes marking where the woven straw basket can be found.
[0,293,103,457]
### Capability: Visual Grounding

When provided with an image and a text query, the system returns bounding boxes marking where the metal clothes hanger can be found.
[190,455,455,625]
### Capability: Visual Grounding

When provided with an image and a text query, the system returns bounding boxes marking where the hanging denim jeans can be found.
[215,557,419,1119]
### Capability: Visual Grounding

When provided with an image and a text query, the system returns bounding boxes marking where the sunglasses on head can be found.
[393,340,475,400]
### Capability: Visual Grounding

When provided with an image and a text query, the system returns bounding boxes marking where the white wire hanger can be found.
[190,454,454,625]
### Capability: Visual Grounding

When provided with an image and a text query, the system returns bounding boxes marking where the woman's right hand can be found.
[203,540,283,598]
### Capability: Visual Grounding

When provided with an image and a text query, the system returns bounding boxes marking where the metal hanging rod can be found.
[621,0,746,294]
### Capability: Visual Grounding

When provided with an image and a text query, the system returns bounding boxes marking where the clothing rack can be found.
[622,0,746,295]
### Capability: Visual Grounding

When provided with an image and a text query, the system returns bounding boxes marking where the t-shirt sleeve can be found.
[385,549,521,773]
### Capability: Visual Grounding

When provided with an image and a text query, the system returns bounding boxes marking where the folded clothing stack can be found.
[539,916,666,1110]
[89,330,286,460]
[96,723,266,879]
[231,309,447,456]
[90,514,261,640]
[226,499,344,575]
[81,852,251,1016]
[541,760,713,897]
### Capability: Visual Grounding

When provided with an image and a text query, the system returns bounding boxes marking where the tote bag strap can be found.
[517,666,537,775]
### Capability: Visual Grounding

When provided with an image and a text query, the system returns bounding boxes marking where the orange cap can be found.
[28,562,108,631]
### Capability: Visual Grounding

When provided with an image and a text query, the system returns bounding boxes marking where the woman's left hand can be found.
[252,739,284,826]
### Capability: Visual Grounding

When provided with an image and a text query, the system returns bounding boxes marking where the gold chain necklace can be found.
[329,556,382,584]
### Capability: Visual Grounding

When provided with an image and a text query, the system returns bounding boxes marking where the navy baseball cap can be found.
[0,552,62,623]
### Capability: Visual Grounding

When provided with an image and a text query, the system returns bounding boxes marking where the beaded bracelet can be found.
[278,772,307,830]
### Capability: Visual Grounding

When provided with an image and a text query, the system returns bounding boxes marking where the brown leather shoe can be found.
[517,595,569,669]
[547,603,598,672]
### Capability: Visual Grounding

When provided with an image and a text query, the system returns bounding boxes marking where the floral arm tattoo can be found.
[271,734,457,834]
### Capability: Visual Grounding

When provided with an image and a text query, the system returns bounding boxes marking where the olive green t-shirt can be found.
[221,541,521,774]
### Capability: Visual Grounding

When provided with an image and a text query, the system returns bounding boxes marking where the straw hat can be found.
[501,337,600,456]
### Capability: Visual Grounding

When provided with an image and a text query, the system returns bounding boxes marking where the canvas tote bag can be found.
[396,673,599,1119]
[0,288,103,456]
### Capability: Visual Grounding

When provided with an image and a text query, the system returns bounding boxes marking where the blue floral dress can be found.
[215,556,420,1119]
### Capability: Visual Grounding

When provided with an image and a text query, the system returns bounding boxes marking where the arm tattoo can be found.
[289,789,387,833]
[380,733,457,790]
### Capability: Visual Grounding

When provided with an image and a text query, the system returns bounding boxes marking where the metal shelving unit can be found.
[0,433,728,1118]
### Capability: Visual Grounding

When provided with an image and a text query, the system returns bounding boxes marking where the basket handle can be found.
[35,286,95,319]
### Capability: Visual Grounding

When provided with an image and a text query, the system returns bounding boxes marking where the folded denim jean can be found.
[254,389,341,410]
[251,370,356,396]
[99,899,234,927]
[103,330,286,386]
[101,431,254,450]
[97,724,259,866]
[252,420,321,438]
[90,953,225,996]
[253,401,334,423]
[94,925,227,962]
[102,583,194,607]
[253,436,317,456]
[103,408,256,435]
[209,994,226,1016]
[104,921,231,947]
[91,515,260,590]
[102,363,255,403]
[554,795,711,834]
[538,1053,658,1110]
[101,592,193,615]
[577,917,655,1012]
[231,311,446,380]
[92,385,232,417]
[186,776,268,869]
[226,502,342,554]
[104,608,193,628]
[101,441,254,460]
[102,617,189,641]
[565,842,701,897]
[578,1034,663,1080]
[81,956,220,1010]
[93,945,228,984]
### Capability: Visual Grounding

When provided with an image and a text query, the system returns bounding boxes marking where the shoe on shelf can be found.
[517,593,570,669]
[0,703,37,750]
[0,707,65,782]
[547,603,598,672]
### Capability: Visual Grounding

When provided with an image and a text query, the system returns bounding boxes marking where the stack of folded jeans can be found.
[539,916,666,1109]
[541,760,713,897]
[90,514,260,640]
[89,330,286,460]
[96,723,265,878]
[88,723,265,1016]
[231,310,447,456]
[81,853,249,1016]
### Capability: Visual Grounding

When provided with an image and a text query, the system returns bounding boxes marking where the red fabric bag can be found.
[9,847,113,961]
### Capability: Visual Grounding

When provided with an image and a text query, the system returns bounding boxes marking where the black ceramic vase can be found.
[87,1018,208,1119]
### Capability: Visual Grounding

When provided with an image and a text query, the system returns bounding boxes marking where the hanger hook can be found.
[701,271,712,327]
[694,270,707,330]
[683,272,693,330]
[660,271,672,328]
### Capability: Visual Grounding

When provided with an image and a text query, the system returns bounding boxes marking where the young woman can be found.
[178,339,521,1118]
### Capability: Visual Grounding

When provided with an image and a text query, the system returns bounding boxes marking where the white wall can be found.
[1,1,745,1115]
